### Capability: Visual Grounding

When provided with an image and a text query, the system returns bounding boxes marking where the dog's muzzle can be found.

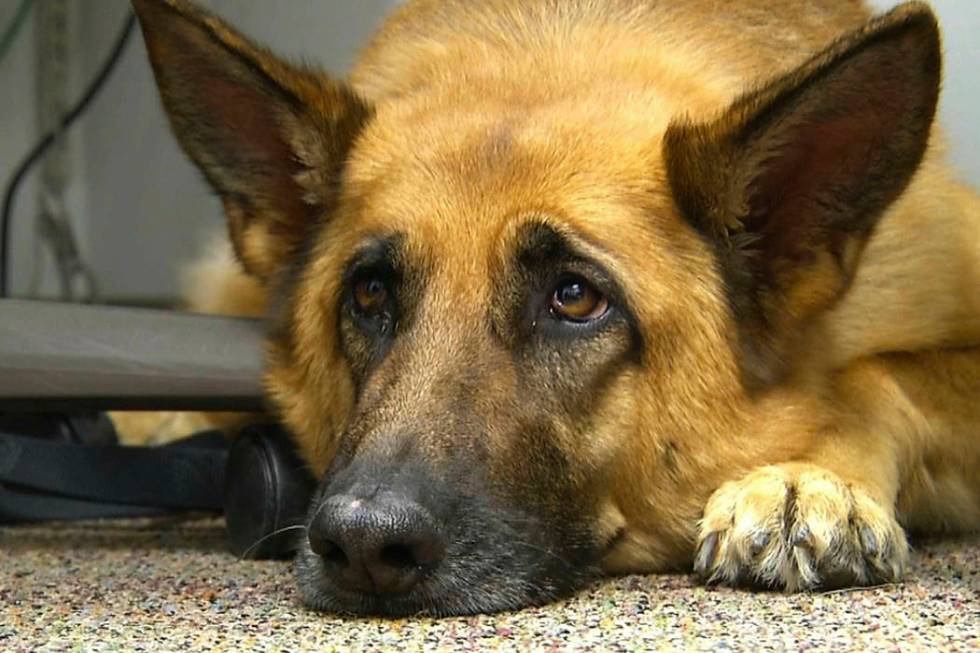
[295,445,600,616]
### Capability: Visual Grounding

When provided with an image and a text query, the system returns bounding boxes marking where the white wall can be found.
[0,0,40,297]
[869,0,980,186]
[77,0,401,303]
[1,0,977,303]
[0,0,399,302]
[0,0,91,298]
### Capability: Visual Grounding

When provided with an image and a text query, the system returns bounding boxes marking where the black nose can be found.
[308,491,446,595]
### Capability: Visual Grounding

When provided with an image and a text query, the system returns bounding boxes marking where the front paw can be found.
[694,464,908,591]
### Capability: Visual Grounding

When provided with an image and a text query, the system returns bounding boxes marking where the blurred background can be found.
[0,0,976,306]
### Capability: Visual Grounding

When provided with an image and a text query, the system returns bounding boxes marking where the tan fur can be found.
[134,0,978,599]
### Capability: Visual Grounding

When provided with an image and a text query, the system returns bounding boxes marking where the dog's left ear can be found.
[132,0,372,280]
[664,2,940,389]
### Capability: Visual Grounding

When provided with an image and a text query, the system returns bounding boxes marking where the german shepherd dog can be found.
[131,0,979,616]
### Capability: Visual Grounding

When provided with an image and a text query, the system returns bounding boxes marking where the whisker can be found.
[238,524,308,561]
[509,540,572,569]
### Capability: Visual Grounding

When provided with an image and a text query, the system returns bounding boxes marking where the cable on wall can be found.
[0,11,136,298]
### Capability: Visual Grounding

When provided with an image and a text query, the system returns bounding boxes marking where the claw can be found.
[791,524,812,547]
[791,542,819,589]
[860,525,878,556]
[694,531,720,577]
[750,531,771,556]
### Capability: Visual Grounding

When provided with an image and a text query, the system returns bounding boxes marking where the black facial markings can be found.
[336,234,416,380]
[299,434,600,617]
[500,220,643,356]
[299,220,646,616]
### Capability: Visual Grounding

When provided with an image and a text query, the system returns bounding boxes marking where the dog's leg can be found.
[695,347,980,590]
[696,385,911,592]
[695,460,908,591]
[695,355,945,591]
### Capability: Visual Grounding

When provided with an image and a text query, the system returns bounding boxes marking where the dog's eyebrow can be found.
[510,219,644,351]
[511,219,627,301]
[513,221,610,272]
[342,234,404,281]
[514,222,580,266]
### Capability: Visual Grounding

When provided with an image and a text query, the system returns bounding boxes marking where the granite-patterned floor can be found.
[0,517,977,652]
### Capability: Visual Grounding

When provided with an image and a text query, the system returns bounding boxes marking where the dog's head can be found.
[133,0,939,615]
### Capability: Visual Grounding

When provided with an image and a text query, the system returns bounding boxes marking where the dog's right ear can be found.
[664,3,940,390]
[132,0,372,279]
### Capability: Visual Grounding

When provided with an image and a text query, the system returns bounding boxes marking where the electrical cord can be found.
[0,11,136,298]
[0,0,33,66]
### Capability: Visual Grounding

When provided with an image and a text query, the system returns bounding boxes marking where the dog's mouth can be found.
[293,483,600,617]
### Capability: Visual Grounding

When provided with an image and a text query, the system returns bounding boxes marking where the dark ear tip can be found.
[885,2,943,90]
[130,0,156,22]
[887,1,938,26]
[131,0,204,27]
[130,0,175,34]
[131,0,188,10]
[874,1,940,49]
[130,0,171,17]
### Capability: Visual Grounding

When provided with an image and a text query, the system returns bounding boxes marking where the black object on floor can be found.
[0,415,315,559]
[0,299,314,559]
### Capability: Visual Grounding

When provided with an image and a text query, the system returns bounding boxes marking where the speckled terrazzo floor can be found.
[1,517,977,652]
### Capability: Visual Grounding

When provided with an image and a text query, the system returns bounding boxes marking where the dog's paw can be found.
[694,464,907,591]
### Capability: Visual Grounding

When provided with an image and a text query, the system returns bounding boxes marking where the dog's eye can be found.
[550,276,608,322]
[353,277,388,313]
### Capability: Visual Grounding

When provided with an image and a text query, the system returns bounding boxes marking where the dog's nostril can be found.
[380,543,419,569]
[323,542,349,568]
[310,492,447,595]
[311,538,349,568]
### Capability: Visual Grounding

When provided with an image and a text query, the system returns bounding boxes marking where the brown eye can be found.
[353,277,388,313]
[550,277,608,322]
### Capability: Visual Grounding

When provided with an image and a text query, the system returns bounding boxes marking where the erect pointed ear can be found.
[664,3,940,390]
[132,0,372,280]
